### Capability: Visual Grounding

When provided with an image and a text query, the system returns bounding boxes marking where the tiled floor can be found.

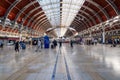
[0,44,120,80]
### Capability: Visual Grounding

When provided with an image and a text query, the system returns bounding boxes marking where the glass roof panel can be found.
[61,0,85,27]
[38,0,60,27]
[54,28,67,37]
[37,0,85,37]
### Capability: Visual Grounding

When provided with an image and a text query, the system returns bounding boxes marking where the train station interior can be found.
[0,0,120,80]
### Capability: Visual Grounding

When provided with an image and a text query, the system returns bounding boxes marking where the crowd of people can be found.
[1,37,120,53]
[107,38,120,47]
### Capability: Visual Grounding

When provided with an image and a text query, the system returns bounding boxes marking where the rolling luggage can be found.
[20,43,26,49]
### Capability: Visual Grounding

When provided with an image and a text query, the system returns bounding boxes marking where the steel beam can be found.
[33,17,48,29]
[34,19,49,30]
[36,19,49,29]
[74,19,89,28]
[82,5,102,22]
[13,1,38,27]
[25,6,42,26]
[29,13,45,28]
[86,0,110,19]
[76,14,92,27]
[79,10,96,25]
[73,20,87,30]
[38,22,50,31]
[3,0,22,26]
[106,0,120,15]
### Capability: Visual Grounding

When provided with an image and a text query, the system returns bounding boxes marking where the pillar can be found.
[89,31,92,37]
[19,34,22,41]
[19,30,22,41]
[102,28,105,44]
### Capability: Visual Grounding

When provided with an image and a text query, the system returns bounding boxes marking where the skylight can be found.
[37,0,60,27]
[61,0,85,27]
[54,28,67,37]
[37,0,85,37]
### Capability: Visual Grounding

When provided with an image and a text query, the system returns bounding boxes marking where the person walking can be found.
[53,39,57,48]
[59,38,62,48]
[70,39,74,48]
[15,41,19,52]
[41,39,44,49]
[35,39,41,52]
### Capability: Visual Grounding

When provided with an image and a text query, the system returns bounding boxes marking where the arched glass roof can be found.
[38,0,60,27]
[61,0,85,27]
[0,0,120,37]
[37,0,85,36]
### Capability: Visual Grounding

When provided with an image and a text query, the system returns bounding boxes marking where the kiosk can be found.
[44,35,50,48]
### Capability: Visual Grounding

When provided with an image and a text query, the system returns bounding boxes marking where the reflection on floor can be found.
[0,44,120,80]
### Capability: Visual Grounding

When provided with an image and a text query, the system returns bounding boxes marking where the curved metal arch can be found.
[30,12,60,28]
[13,1,38,27]
[28,14,46,28]
[25,6,57,26]
[74,19,89,28]
[86,0,110,19]
[3,0,22,25]
[78,14,92,26]
[78,16,91,27]
[28,12,45,28]
[74,18,89,28]
[72,20,85,29]
[82,5,102,22]
[34,19,49,29]
[79,10,96,25]
[77,14,92,27]
[37,21,50,31]
[26,7,60,27]
[34,15,60,28]
[33,17,48,29]
[31,9,91,28]
[33,19,48,28]
[38,21,51,30]
[38,22,49,31]
[71,22,83,32]
[23,6,41,24]
[106,0,120,15]
[35,18,48,27]
[61,10,92,27]
[36,14,60,21]
[73,19,88,30]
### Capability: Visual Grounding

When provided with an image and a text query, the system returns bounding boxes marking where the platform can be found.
[0,44,120,80]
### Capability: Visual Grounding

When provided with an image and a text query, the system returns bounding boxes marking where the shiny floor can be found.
[0,44,120,80]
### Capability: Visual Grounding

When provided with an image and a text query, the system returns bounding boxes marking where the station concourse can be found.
[0,0,120,80]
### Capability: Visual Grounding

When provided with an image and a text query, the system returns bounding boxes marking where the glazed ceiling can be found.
[38,0,85,37]
[0,0,120,37]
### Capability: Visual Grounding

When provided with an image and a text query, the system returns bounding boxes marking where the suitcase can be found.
[22,44,26,49]
[20,43,26,49]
